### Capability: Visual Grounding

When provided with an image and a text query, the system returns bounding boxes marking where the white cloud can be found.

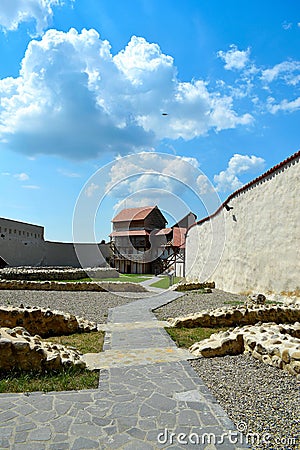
[214,154,265,192]
[106,152,201,198]
[22,184,39,189]
[267,97,300,114]
[57,168,81,178]
[196,174,214,195]
[261,61,300,85]
[0,0,69,35]
[282,21,293,30]
[0,29,253,159]
[217,45,250,70]
[85,182,99,197]
[14,172,29,181]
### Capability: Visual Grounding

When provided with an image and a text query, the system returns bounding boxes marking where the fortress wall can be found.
[185,153,300,295]
[0,238,111,268]
[43,241,111,267]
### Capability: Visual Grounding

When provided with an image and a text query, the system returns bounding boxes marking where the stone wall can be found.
[0,327,86,371]
[0,279,147,292]
[0,305,97,337]
[168,304,300,328]
[0,233,111,268]
[0,267,119,281]
[189,322,300,378]
[185,152,300,295]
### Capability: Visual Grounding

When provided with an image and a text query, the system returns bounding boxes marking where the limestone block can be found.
[0,279,147,292]
[169,304,300,328]
[189,322,300,378]
[0,326,86,372]
[0,306,97,337]
[173,281,215,292]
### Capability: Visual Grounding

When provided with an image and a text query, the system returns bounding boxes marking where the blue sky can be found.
[0,0,299,242]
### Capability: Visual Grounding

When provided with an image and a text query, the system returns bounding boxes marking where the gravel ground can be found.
[0,290,142,324]
[1,288,299,448]
[155,289,300,450]
[154,288,248,320]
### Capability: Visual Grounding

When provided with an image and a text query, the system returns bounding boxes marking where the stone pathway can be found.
[0,288,250,449]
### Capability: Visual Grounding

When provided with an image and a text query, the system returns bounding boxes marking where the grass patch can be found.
[60,274,152,283]
[0,368,99,393]
[150,276,182,289]
[44,330,104,354]
[0,331,104,394]
[166,326,228,348]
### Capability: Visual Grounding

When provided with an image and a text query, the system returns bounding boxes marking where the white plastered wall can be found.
[185,157,300,295]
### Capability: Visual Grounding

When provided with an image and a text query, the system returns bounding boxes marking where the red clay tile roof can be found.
[172,227,187,248]
[188,149,300,232]
[112,206,156,223]
[109,230,150,237]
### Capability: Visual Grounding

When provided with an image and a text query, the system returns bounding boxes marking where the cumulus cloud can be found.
[261,61,300,85]
[105,153,201,198]
[267,97,300,114]
[85,182,99,198]
[0,29,253,160]
[214,154,265,192]
[0,0,69,35]
[217,45,250,70]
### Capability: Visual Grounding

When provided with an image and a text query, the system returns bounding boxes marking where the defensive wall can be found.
[0,217,111,267]
[185,150,300,296]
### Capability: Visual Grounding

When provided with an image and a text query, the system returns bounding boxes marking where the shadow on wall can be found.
[0,239,112,268]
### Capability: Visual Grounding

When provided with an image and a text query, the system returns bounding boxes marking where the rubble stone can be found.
[189,322,300,379]
[0,326,86,372]
[168,303,300,328]
[0,305,97,337]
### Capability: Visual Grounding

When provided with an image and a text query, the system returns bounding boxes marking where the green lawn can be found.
[166,326,228,348]
[0,331,104,393]
[61,274,152,283]
[150,276,182,289]
[0,368,99,393]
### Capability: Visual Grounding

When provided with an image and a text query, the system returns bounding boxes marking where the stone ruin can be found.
[0,306,98,372]
[0,327,86,372]
[168,295,300,379]
[189,322,300,379]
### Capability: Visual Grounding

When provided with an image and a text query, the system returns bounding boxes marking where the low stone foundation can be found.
[0,306,97,338]
[0,327,86,372]
[189,322,300,378]
[0,267,119,281]
[168,304,300,328]
[0,279,147,292]
[172,281,215,292]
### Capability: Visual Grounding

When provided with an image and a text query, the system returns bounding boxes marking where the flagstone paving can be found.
[0,286,249,449]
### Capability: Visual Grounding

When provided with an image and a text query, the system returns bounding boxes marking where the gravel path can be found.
[0,290,142,324]
[155,289,300,450]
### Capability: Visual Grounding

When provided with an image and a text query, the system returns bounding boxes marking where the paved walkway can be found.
[0,287,249,449]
